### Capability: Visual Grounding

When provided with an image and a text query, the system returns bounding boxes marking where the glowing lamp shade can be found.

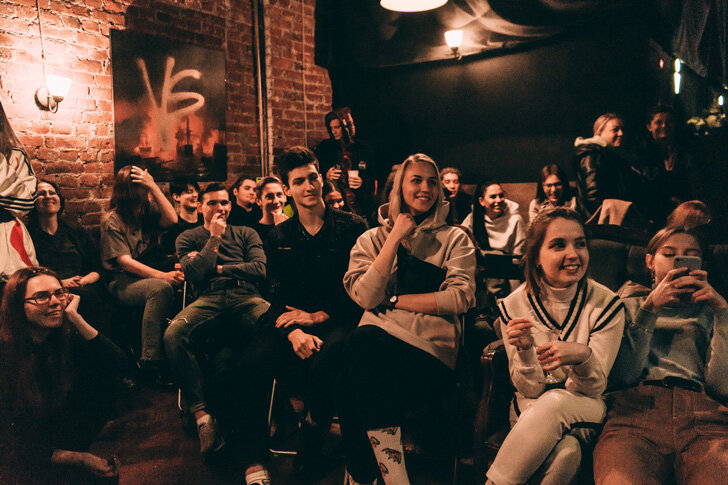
[380,0,447,13]
[35,74,72,113]
[444,30,463,49]
[46,74,72,100]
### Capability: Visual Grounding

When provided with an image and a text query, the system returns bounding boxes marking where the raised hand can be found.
[130,165,157,191]
[390,213,417,243]
[689,269,728,310]
[506,317,534,351]
[644,267,698,313]
[209,212,227,238]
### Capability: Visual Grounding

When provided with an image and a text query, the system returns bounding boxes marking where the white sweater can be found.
[497,279,625,399]
[462,199,526,255]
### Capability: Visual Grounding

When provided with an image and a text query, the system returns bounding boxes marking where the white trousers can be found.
[486,389,606,485]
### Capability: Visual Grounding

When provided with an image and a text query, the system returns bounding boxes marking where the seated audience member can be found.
[0,104,38,283]
[441,167,472,225]
[164,182,270,456]
[341,154,476,484]
[0,267,125,482]
[251,176,289,241]
[463,180,526,256]
[100,165,182,383]
[227,175,262,227]
[27,180,114,336]
[594,226,728,484]
[323,180,349,212]
[573,113,644,220]
[161,178,203,256]
[528,164,578,224]
[486,208,625,485]
[236,147,367,483]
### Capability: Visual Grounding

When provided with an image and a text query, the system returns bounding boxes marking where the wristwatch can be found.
[388,295,398,309]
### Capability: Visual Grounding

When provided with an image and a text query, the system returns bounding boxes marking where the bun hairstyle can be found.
[523,207,587,296]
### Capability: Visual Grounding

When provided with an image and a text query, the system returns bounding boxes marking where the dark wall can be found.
[329,17,653,185]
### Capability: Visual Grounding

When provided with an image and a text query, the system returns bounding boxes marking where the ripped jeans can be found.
[163,288,270,413]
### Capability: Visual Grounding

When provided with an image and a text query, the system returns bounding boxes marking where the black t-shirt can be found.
[28,221,100,279]
[161,213,203,256]
[228,203,263,228]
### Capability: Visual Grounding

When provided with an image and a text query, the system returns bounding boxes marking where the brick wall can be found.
[0,0,331,227]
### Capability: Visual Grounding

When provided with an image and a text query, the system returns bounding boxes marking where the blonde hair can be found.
[593,113,623,137]
[387,153,444,222]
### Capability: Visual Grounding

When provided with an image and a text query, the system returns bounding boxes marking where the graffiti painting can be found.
[111,29,227,181]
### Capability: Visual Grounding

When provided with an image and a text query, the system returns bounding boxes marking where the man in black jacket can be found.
[237,147,368,482]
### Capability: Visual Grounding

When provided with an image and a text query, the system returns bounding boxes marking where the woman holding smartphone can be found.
[485,207,625,485]
[594,226,728,484]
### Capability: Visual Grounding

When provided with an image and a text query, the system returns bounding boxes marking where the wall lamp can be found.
[34,0,71,113]
[381,0,447,13]
[35,74,72,113]
[445,30,463,60]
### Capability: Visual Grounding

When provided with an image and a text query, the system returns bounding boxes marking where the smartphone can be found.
[674,255,701,272]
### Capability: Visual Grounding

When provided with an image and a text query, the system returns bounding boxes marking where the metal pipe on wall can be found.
[252,0,270,176]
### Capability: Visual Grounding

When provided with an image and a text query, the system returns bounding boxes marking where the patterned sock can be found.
[366,427,410,485]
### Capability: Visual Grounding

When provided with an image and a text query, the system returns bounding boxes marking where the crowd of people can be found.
[0,105,726,485]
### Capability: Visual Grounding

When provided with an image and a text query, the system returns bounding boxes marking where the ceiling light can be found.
[380,0,447,13]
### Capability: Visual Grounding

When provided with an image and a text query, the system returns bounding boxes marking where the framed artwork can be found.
[111,29,227,181]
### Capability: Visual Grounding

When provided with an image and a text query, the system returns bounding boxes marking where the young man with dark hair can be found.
[227,175,262,227]
[164,182,270,456]
[236,146,368,483]
[161,178,203,255]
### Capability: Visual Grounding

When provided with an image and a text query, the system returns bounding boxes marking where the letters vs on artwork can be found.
[111,29,227,181]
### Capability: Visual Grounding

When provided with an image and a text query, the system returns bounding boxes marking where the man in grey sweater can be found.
[164,182,270,455]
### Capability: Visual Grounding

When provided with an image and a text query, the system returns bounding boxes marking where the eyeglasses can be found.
[24,288,69,305]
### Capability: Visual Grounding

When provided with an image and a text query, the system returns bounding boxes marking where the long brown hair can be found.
[0,267,74,416]
[523,208,587,297]
[108,165,157,232]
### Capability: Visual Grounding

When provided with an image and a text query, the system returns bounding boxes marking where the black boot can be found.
[294,418,326,480]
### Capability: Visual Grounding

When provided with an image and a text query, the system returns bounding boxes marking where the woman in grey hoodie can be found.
[341,154,476,485]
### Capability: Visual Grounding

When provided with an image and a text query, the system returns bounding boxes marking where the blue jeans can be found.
[164,288,270,413]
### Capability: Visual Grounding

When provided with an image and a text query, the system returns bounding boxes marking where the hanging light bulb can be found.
[380,0,447,13]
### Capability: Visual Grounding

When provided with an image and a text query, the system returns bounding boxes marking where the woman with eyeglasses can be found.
[0,267,125,482]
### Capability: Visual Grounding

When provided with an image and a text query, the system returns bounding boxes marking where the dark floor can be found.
[87,386,482,485]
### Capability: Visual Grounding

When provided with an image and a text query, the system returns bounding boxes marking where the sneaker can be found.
[197,417,225,454]
[245,468,271,485]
